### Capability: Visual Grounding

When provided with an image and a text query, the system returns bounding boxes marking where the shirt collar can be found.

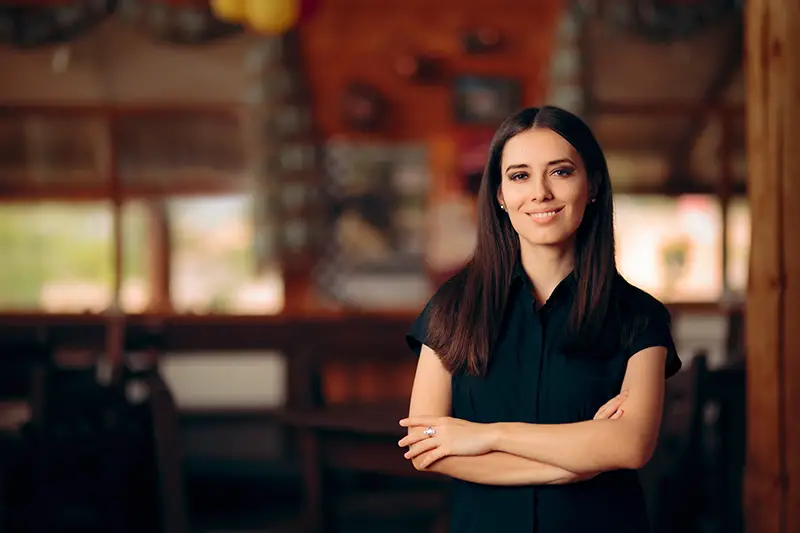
[511,260,577,305]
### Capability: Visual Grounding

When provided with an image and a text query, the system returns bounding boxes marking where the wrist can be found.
[487,422,504,451]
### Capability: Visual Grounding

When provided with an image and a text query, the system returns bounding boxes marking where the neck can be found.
[519,240,575,305]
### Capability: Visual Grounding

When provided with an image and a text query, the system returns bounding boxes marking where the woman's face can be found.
[498,127,592,249]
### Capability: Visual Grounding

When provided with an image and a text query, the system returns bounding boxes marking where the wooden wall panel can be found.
[299,0,563,139]
[744,1,800,532]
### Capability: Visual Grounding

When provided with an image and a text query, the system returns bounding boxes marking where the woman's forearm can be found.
[415,451,595,486]
[489,420,650,474]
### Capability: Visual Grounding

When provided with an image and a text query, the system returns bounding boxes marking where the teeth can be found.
[530,210,559,218]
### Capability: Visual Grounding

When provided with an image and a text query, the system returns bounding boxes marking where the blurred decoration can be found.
[340,82,387,133]
[210,0,317,34]
[116,0,242,43]
[0,0,116,48]
[544,4,584,115]
[245,33,325,310]
[660,236,691,298]
[209,0,244,22]
[453,75,522,126]
[461,26,503,55]
[316,141,430,310]
[0,0,245,46]
[394,52,442,84]
[581,0,743,42]
[0,0,322,45]
[244,0,298,34]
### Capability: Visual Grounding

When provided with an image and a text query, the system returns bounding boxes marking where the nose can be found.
[529,174,554,203]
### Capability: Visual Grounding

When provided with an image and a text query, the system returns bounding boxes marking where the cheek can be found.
[563,184,589,218]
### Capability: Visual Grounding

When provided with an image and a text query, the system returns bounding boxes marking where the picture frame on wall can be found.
[453,75,522,126]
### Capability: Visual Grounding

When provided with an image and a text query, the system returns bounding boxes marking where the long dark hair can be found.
[426,106,618,376]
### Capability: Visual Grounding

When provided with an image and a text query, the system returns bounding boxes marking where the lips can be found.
[526,206,564,220]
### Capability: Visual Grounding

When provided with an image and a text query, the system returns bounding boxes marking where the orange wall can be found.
[300,0,563,140]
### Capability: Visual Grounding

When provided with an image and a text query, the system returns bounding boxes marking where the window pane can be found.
[169,194,283,314]
[0,202,113,311]
[726,197,750,294]
[615,194,723,302]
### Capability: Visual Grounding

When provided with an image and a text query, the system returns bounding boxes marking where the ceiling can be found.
[579,13,745,191]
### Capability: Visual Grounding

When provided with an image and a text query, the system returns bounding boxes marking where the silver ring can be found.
[423,426,436,437]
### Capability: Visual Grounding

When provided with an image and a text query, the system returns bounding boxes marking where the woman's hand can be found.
[398,416,496,468]
[398,390,628,469]
[593,389,627,420]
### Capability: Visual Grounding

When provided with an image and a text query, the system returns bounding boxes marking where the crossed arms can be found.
[398,344,667,486]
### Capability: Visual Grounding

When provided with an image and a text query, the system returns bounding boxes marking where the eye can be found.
[551,167,575,177]
[509,172,528,181]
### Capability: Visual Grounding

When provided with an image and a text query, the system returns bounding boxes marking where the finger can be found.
[594,400,615,420]
[610,408,624,420]
[399,416,438,428]
[595,394,620,416]
[419,447,450,469]
[404,439,439,460]
[599,397,623,418]
[594,391,628,420]
[398,432,431,448]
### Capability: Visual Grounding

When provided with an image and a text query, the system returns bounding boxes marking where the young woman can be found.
[398,106,681,533]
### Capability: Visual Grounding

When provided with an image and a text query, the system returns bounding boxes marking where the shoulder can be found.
[613,276,671,324]
[613,276,682,377]
[406,269,467,355]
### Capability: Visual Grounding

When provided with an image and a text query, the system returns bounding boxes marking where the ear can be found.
[496,188,505,210]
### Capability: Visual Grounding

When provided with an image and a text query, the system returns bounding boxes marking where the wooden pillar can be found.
[744,1,800,532]
[146,200,172,314]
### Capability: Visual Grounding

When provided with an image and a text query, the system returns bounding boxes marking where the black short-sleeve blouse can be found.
[405,267,681,533]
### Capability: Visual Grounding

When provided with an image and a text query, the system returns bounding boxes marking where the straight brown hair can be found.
[425,106,619,376]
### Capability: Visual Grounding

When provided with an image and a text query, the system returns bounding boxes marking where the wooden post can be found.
[744,1,800,532]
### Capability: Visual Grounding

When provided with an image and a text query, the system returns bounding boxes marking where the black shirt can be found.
[406,264,681,533]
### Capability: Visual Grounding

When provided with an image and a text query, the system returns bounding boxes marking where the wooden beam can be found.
[744,1,800,532]
[668,17,743,181]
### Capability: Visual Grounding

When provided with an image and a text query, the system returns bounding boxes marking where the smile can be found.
[526,206,564,221]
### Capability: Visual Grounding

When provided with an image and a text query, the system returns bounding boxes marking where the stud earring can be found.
[589,198,596,204]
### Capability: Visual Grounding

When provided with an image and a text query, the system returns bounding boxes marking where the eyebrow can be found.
[547,158,575,167]
[504,159,575,173]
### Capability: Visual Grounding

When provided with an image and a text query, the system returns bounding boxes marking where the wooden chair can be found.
[283,346,449,533]
[641,353,710,533]
[0,340,51,533]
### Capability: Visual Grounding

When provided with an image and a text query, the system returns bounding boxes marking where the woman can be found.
[398,106,681,533]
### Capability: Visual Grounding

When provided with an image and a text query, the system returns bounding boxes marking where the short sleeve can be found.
[628,301,682,379]
[406,298,434,357]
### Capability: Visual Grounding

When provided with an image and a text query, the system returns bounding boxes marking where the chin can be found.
[518,225,576,247]
[521,233,574,248]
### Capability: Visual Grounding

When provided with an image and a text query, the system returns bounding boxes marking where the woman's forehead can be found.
[501,129,579,168]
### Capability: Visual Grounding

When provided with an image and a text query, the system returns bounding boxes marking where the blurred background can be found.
[0,0,795,531]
